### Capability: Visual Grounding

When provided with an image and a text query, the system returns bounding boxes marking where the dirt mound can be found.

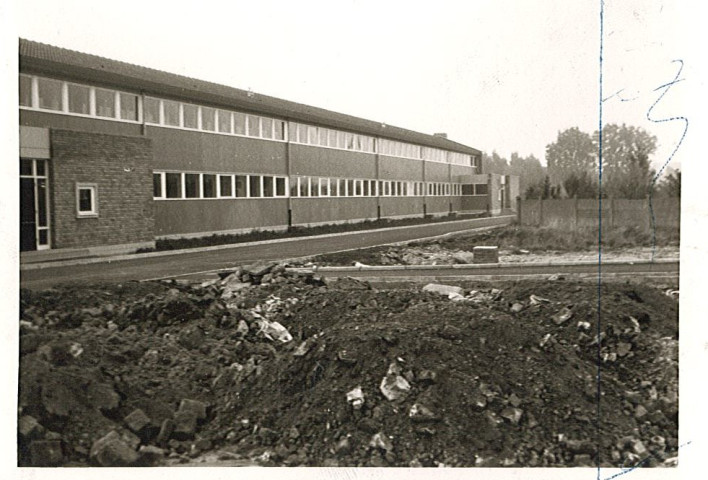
[18,266,678,467]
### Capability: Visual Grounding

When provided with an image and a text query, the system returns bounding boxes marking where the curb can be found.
[300,258,679,273]
[20,216,514,271]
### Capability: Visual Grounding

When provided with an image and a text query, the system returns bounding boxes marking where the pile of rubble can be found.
[18,264,678,467]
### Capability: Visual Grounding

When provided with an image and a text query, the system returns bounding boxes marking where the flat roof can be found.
[19,38,481,156]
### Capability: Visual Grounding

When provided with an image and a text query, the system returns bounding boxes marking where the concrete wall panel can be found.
[154,199,288,235]
[290,144,376,178]
[148,127,287,174]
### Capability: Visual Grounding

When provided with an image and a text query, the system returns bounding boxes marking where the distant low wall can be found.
[518,197,680,230]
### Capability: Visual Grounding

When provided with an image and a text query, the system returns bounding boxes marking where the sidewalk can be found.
[20,215,515,271]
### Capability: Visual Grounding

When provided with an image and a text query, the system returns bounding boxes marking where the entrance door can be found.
[20,159,50,251]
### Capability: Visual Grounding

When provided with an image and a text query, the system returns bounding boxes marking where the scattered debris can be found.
[346,387,365,410]
[551,307,574,325]
[422,283,464,297]
[18,273,678,467]
[510,303,524,313]
[380,362,412,402]
[529,295,550,305]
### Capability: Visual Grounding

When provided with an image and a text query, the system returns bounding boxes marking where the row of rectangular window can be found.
[19,73,478,166]
[154,171,464,200]
[153,172,288,199]
[461,184,489,196]
[289,122,375,153]
[19,75,140,121]
[143,97,286,141]
[290,176,459,197]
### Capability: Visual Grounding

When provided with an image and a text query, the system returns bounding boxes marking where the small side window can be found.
[153,173,164,198]
[76,183,98,217]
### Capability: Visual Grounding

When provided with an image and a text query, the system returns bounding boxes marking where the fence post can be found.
[516,196,521,224]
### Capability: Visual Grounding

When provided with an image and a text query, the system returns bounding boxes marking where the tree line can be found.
[482,124,680,199]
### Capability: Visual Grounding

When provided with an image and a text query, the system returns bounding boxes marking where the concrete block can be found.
[177,399,207,420]
[473,246,499,264]
[173,412,198,440]
[124,408,151,434]
[90,431,139,467]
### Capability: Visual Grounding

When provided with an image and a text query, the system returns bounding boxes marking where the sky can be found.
[5,0,695,172]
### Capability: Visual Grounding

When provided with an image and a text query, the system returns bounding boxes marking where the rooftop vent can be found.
[433,133,448,139]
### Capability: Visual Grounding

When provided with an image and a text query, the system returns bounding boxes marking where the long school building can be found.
[19,39,519,255]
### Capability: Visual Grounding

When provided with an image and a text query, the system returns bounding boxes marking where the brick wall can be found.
[50,129,154,249]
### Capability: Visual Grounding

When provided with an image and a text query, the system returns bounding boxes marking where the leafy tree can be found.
[545,127,596,185]
[482,151,509,174]
[655,169,681,197]
[563,171,598,199]
[595,123,657,199]
[508,153,546,197]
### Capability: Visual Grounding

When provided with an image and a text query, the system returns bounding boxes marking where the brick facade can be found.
[50,129,154,249]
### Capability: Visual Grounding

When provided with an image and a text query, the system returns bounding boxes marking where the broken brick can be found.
[177,399,208,420]
[124,408,151,434]
[90,431,139,467]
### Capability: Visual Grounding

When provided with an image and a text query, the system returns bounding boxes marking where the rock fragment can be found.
[500,407,523,425]
[18,415,45,441]
[422,284,464,297]
[124,408,151,434]
[369,432,394,452]
[90,431,139,467]
[380,362,411,401]
[551,307,574,325]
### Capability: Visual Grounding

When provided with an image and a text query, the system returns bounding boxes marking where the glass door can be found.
[20,159,50,251]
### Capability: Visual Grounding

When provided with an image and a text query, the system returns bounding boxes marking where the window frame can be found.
[76,183,98,217]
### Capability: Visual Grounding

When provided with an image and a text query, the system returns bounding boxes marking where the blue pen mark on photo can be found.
[595,2,606,478]
[646,59,688,260]
[602,88,640,103]
[601,440,690,479]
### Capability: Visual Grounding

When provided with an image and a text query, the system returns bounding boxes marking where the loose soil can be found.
[18,265,678,468]
[310,225,680,266]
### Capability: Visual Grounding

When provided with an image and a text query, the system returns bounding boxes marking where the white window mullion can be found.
[113,91,120,119]
[198,173,204,198]
[246,175,251,198]
[89,87,96,116]
[161,173,166,199]
[138,94,144,123]
[180,173,186,199]
[231,175,236,198]
[179,103,184,127]
[61,82,69,113]
[260,176,264,197]
[197,106,203,130]
[31,76,39,108]
[159,100,165,125]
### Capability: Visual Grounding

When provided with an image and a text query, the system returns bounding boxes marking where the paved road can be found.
[20,216,513,290]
